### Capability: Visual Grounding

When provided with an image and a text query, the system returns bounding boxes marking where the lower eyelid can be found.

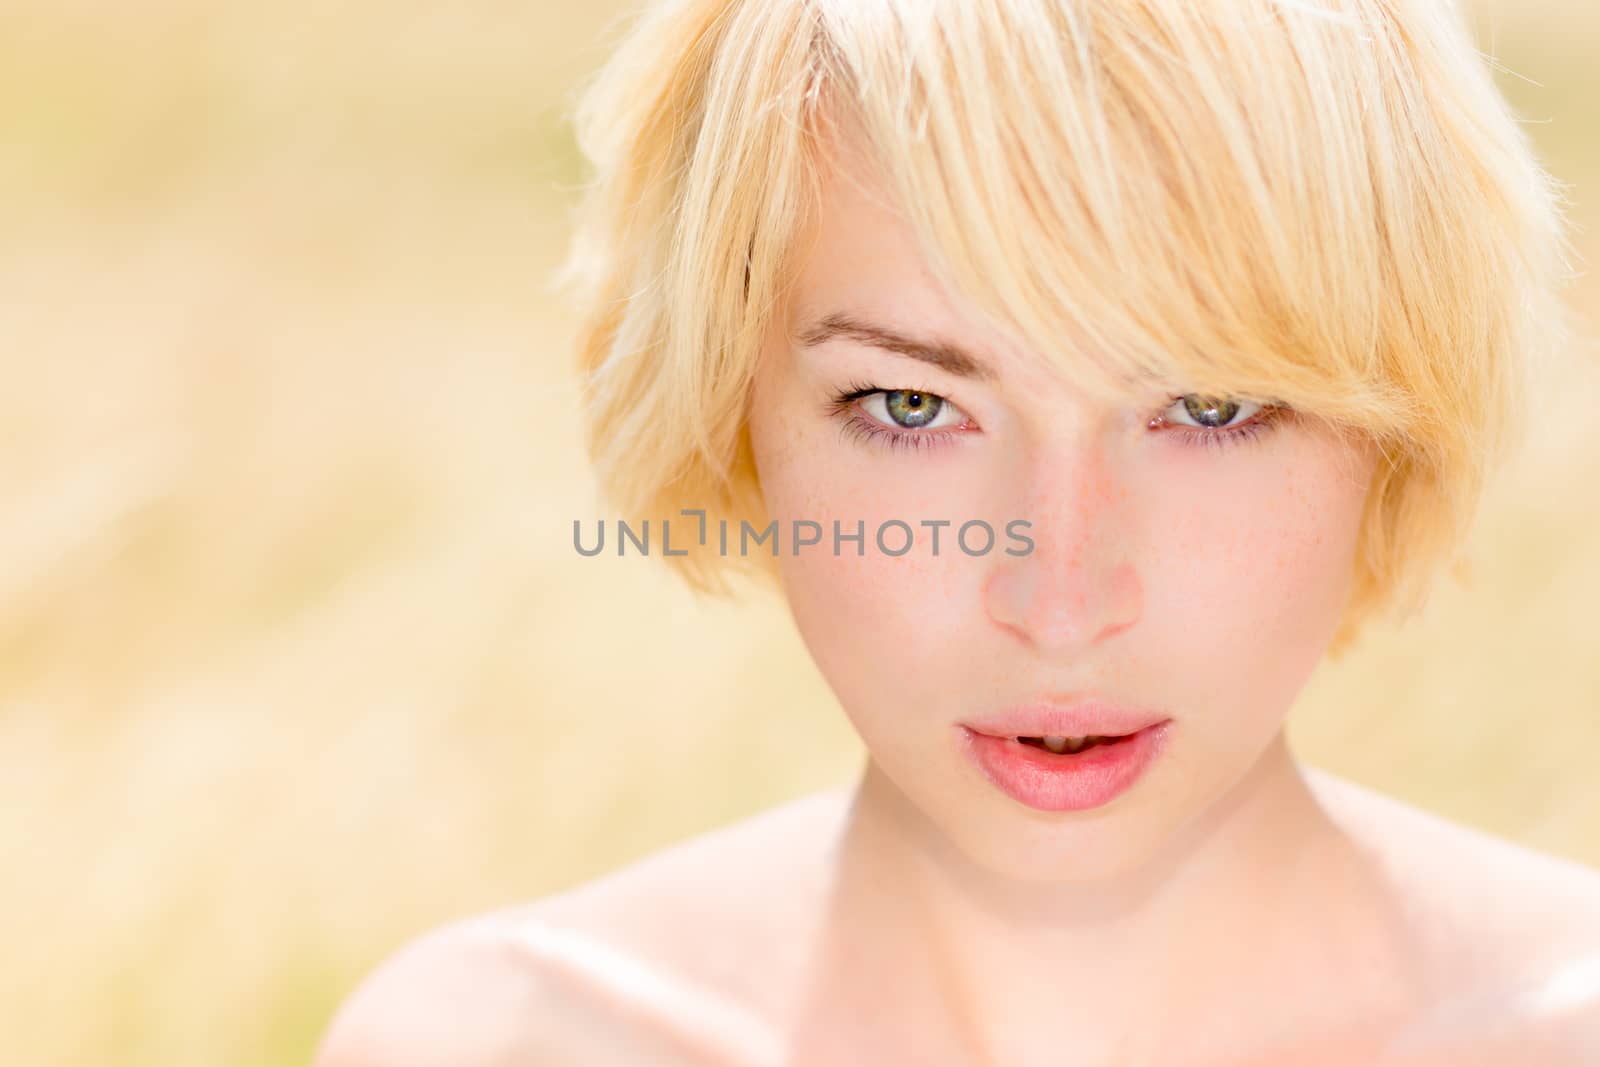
[841,413,964,452]
[1161,406,1286,447]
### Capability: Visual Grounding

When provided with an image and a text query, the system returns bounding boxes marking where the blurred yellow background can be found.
[1,3,1596,1064]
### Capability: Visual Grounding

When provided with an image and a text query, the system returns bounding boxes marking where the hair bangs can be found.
[811,0,1467,437]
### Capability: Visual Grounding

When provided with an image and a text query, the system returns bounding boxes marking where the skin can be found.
[737,135,1411,1062]
[311,137,1600,1067]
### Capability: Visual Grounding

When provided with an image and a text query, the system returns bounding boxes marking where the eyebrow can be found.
[795,312,998,381]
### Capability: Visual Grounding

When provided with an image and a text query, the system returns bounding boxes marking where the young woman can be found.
[316,0,1600,1063]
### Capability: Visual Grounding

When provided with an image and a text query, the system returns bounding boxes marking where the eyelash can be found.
[1152,403,1288,453]
[825,380,969,454]
[824,381,1289,455]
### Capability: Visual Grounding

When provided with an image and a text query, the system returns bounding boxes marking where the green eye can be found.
[1178,394,1251,429]
[883,390,944,428]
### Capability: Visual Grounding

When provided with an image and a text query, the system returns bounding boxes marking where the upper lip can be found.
[963,699,1170,739]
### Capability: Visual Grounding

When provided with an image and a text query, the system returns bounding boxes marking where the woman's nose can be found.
[982,449,1143,654]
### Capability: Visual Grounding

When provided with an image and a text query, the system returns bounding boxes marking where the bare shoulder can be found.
[319,784,854,1067]
[499,783,855,1015]
[310,914,558,1067]
[1303,768,1600,1062]
[307,774,851,1067]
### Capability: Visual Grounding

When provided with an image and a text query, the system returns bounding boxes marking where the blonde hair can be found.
[555,0,1576,657]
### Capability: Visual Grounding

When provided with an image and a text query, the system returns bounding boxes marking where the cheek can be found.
[769,500,985,696]
[748,398,986,719]
[1143,443,1371,701]
[780,554,953,730]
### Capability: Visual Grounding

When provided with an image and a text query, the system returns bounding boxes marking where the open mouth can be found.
[1016,733,1136,755]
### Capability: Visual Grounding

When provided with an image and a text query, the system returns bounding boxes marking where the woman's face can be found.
[746,151,1377,883]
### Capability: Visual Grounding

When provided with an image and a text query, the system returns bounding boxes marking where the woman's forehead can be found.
[792,155,947,309]
[786,148,1170,400]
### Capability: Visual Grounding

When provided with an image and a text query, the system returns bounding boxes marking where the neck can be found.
[797,731,1426,1066]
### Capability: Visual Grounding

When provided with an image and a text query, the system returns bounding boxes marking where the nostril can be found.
[983,554,1143,653]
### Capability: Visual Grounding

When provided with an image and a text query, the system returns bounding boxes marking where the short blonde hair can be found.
[555,0,1576,657]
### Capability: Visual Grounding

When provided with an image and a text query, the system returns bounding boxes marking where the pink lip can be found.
[955,720,1173,812]
[962,701,1170,741]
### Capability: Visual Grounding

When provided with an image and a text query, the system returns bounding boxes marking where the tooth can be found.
[1042,736,1069,754]
[1064,736,1089,753]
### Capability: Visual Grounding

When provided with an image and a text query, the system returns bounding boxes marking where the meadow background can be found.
[1,2,1596,1064]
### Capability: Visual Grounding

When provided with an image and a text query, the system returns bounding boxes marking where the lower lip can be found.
[957,722,1172,812]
